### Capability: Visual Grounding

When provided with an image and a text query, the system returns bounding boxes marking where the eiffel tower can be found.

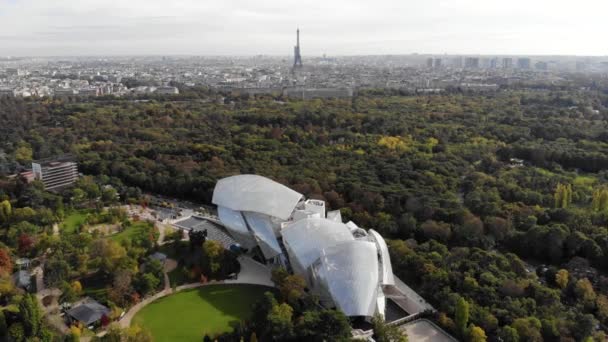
[293,28,303,71]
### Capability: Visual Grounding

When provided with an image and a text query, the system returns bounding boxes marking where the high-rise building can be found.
[426,58,434,69]
[535,61,548,71]
[5,68,24,76]
[517,58,531,70]
[32,160,79,190]
[434,58,442,69]
[452,57,463,68]
[464,57,480,69]
[502,58,513,69]
[489,58,498,69]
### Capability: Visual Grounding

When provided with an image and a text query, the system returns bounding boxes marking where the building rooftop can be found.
[212,174,303,220]
[67,300,110,326]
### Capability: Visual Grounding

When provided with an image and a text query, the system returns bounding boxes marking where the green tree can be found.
[267,303,294,340]
[202,239,223,274]
[134,273,160,296]
[8,323,24,342]
[271,267,306,305]
[251,292,277,335]
[0,200,11,226]
[512,317,542,342]
[455,297,470,336]
[498,326,519,342]
[19,294,43,338]
[14,145,33,163]
[0,311,7,339]
[371,314,408,342]
[296,309,351,341]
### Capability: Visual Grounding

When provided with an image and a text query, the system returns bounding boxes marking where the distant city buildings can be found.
[155,86,179,95]
[464,57,480,69]
[0,53,607,99]
[517,58,532,70]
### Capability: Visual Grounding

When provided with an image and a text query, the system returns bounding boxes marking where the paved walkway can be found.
[225,256,273,287]
[118,256,274,328]
[33,266,44,292]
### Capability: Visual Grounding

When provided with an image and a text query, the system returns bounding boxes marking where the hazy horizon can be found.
[1,0,607,57]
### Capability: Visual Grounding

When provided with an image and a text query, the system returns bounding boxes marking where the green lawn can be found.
[60,210,90,234]
[132,284,271,341]
[110,221,154,243]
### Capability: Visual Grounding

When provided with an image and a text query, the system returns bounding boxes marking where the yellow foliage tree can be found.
[70,325,81,337]
[554,183,572,208]
[591,188,608,212]
[468,325,487,342]
[71,281,83,294]
[555,269,569,289]
[378,136,410,152]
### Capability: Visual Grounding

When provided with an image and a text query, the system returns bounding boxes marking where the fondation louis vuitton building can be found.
[212,174,395,318]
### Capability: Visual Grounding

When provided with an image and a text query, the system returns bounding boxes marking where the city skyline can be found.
[0,0,607,57]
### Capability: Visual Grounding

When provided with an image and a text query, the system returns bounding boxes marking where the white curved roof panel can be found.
[217,206,249,235]
[316,240,379,317]
[282,218,354,272]
[368,229,395,286]
[217,206,257,248]
[212,175,303,220]
[242,211,282,259]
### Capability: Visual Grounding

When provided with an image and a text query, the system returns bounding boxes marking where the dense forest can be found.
[2,87,608,341]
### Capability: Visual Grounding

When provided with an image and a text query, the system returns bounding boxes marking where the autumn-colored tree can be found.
[554,183,572,208]
[18,234,34,255]
[468,325,487,342]
[555,269,569,289]
[0,249,13,276]
[596,295,608,325]
[71,280,83,294]
[100,314,110,327]
[575,278,597,309]
[591,187,608,212]
[69,325,81,338]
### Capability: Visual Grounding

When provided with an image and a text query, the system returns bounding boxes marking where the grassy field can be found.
[131,284,271,341]
[110,221,154,243]
[60,210,91,234]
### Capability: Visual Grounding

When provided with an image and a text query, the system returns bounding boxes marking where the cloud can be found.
[0,0,606,56]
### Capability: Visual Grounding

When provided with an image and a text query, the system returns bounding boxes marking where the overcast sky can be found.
[0,0,607,56]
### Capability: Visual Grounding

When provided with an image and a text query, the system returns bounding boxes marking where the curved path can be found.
[118,256,273,328]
